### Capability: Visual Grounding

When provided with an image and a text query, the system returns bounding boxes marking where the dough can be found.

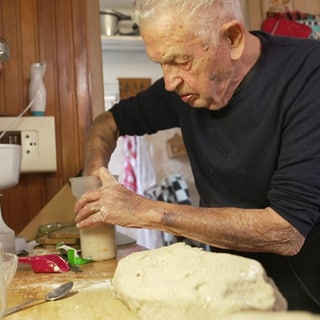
[221,311,320,319]
[112,243,287,320]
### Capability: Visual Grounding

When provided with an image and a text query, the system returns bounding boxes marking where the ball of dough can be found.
[112,243,287,320]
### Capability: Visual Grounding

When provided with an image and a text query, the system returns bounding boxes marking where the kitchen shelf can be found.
[101,35,145,51]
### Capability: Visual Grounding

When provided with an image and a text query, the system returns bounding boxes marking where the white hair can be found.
[132,0,243,45]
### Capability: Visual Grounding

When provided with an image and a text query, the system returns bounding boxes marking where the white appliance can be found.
[0,144,21,190]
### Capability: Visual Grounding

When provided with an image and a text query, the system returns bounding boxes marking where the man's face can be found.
[141,14,236,111]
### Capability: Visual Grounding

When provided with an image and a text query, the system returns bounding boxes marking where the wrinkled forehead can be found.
[141,14,194,56]
[0,37,9,62]
[140,10,193,41]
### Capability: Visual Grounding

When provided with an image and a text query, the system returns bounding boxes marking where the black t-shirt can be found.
[111,31,320,311]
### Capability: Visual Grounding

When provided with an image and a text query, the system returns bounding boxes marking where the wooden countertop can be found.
[5,245,145,319]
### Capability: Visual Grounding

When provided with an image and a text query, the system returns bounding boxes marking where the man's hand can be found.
[74,167,150,229]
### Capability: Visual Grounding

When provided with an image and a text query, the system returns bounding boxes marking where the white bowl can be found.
[3,252,18,288]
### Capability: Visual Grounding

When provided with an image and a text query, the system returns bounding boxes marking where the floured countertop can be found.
[5,246,144,320]
[6,278,138,320]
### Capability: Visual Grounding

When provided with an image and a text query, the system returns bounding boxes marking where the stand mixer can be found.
[0,144,22,252]
[0,38,21,190]
[0,37,39,255]
[0,144,21,318]
[0,37,21,318]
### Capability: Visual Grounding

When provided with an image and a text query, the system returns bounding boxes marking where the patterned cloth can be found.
[297,19,320,40]
[123,135,137,192]
[145,174,192,246]
[145,174,192,205]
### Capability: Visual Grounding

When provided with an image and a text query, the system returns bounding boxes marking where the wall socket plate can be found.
[0,116,57,173]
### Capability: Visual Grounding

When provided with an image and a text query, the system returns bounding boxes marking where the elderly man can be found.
[74,0,320,312]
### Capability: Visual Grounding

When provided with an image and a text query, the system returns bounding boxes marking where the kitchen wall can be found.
[0,0,104,234]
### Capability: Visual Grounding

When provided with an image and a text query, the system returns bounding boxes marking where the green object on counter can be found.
[56,243,92,266]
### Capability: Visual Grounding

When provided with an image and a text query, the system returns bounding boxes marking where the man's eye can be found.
[177,60,192,70]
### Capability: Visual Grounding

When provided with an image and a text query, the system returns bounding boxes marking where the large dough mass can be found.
[112,243,288,320]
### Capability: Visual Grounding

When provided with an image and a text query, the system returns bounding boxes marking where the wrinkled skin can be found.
[74,168,152,229]
[74,168,304,256]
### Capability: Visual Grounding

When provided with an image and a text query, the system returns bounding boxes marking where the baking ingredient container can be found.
[69,176,116,261]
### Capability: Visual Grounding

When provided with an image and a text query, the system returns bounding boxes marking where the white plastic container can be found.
[0,144,21,191]
[69,176,116,261]
[29,62,46,116]
[79,223,115,261]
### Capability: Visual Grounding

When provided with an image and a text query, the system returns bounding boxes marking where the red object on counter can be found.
[18,254,69,273]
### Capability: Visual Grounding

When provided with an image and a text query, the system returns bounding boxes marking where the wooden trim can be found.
[86,0,105,121]
[246,0,265,30]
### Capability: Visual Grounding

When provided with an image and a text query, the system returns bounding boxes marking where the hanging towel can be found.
[123,135,137,192]
[135,136,157,194]
[122,135,163,249]
[123,135,157,193]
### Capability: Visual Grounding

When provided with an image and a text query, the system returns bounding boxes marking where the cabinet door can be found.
[292,0,320,12]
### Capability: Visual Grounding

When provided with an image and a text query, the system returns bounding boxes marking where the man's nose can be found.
[162,65,183,92]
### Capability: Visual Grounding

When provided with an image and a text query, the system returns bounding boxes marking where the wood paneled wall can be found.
[0,0,104,233]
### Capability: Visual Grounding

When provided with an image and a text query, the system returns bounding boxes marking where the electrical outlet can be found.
[21,130,39,158]
[0,116,56,173]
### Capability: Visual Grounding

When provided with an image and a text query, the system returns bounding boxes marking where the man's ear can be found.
[221,21,245,60]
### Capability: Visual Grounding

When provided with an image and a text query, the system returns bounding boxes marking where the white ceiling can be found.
[99,0,134,10]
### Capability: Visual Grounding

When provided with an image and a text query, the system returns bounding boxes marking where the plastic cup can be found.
[69,176,101,199]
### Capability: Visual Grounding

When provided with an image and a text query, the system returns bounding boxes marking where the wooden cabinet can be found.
[0,0,104,233]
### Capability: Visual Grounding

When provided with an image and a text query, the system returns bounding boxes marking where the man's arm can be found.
[153,203,305,256]
[83,112,119,175]
[74,168,305,256]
